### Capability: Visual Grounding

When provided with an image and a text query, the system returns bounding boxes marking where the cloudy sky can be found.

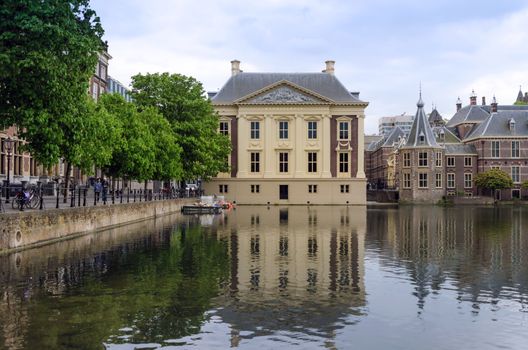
[91,0,528,134]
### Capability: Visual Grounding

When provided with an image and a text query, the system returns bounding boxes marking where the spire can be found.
[404,93,441,148]
[517,85,524,102]
[417,83,424,108]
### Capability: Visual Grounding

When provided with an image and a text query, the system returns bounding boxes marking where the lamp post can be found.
[4,137,13,204]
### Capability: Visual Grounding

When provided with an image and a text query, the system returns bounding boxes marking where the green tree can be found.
[130,73,231,180]
[141,108,183,182]
[0,0,104,167]
[475,168,514,199]
[98,94,157,182]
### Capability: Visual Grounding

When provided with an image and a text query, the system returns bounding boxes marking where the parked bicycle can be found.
[12,187,41,210]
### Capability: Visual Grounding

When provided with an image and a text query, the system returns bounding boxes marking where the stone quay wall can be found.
[0,199,193,253]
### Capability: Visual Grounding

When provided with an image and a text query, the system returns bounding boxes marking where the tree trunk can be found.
[63,162,71,203]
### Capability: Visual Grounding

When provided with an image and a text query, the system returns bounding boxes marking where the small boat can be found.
[181,205,223,215]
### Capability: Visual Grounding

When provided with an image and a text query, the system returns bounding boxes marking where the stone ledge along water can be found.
[0,198,194,254]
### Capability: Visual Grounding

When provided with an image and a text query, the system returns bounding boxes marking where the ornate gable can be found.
[235,80,332,105]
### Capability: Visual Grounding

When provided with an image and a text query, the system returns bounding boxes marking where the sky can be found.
[90,0,528,134]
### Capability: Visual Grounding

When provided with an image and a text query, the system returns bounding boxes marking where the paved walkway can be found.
[0,193,195,214]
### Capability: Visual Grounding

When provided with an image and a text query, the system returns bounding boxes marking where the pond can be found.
[1,206,527,349]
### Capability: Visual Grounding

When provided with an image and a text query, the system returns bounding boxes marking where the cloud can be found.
[91,0,528,134]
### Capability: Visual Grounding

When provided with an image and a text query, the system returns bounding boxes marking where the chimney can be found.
[456,97,462,111]
[323,60,335,75]
[482,96,486,105]
[491,96,498,113]
[470,89,477,105]
[231,59,241,76]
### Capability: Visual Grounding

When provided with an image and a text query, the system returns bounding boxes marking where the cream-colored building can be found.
[204,60,369,205]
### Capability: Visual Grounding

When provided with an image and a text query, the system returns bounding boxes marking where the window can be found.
[339,152,349,173]
[464,173,472,188]
[436,173,442,188]
[491,141,500,158]
[100,64,107,80]
[279,152,289,173]
[0,138,5,175]
[403,173,411,188]
[308,184,317,193]
[13,141,22,176]
[219,121,229,136]
[418,152,428,167]
[340,184,350,193]
[512,166,520,183]
[250,121,260,139]
[447,173,455,188]
[279,121,289,139]
[219,184,228,193]
[403,153,411,167]
[92,83,98,100]
[512,141,520,158]
[251,184,260,193]
[250,152,260,173]
[339,121,349,140]
[447,157,455,167]
[435,152,442,167]
[418,173,428,188]
[464,157,472,167]
[308,121,317,139]
[29,157,37,177]
[279,185,288,200]
[308,152,317,173]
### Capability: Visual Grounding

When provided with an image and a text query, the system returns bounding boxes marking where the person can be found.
[94,178,102,202]
[102,177,109,204]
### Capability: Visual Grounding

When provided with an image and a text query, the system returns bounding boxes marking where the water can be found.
[1,206,528,349]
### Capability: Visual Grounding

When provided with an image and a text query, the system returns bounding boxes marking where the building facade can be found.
[203,60,368,205]
[378,113,414,136]
[366,89,528,202]
[107,76,132,102]
[1,49,112,186]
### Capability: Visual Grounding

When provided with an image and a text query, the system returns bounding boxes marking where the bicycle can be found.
[12,187,40,210]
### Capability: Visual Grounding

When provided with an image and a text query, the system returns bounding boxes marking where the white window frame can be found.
[464,157,472,167]
[250,152,260,173]
[338,121,350,141]
[418,152,428,167]
[307,152,317,173]
[403,173,411,189]
[279,121,289,140]
[464,173,472,188]
[250,121,260,140]
[219,121,230,136]
[491,140,500,158]
[339,152,349,173]
[447,157,455,167]
[435,173,442,188]
[418,173,428,188]
[435,152,442,167]
[447,173,455,189]
[512,166,520,183]
[279,152,289,173]
[307,121,317,140]
[512,141,520,158]
[403,153,411,167]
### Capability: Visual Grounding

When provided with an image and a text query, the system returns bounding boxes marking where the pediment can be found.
[235,80,332,105]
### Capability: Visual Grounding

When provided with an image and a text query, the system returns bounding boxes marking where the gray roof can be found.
[403,95,441,148]
[211,73,364,104]
[446,104,528,127]
[465,110,528,140]
[444,144,478,155]
[381,126,406,147]
[428,108,444,125]
[446,105,490,127]
[432,126,460,144]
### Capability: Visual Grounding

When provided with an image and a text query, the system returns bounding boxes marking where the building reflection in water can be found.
[367,206,528,313]
[211,206,367,347]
